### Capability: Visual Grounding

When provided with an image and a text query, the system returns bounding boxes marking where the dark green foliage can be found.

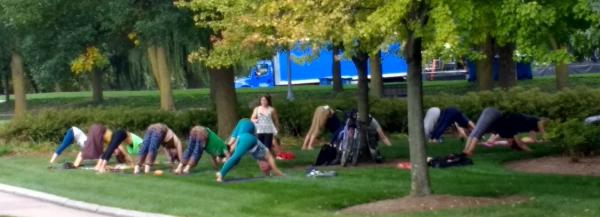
[548,119,600,160]
[5,87,600,146]
[1,107,216,143]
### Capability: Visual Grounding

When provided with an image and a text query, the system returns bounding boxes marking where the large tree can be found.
[179,0,255,136]
[505,0,595,90]
[0,0,37,118]
[364,0,470,196]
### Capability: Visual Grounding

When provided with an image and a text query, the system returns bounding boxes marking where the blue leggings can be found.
[219,133,257,178]
[55,128,74,155]
[183,137,204,166]
[137,128,164,166]
[430,108,470,140]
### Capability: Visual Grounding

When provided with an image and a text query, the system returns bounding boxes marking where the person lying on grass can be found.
[174,126,231,175]
[95,129,143,173]
[134,123,183,174]
[50,126,87,164]
[463,108,549,156]
[216,119,283,182]
[424,107,475,143]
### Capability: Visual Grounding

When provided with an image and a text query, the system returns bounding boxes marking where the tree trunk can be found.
[91,69,104,104]
[477,36,494,91]
[147,46,160,86]
[370,51,384,98]
[26,72,39,93]
[332,46,343,94]
[556,46,569,91]
[498,43,516,89]
[351,52,370,164]
[209,67,239,138]
[404,33,432,197]
[156,46,175,111]
[10,52,27,118]
[556,63,568,90]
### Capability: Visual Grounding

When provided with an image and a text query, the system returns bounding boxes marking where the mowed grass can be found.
[0,136,599,217]
[2,73,600,113]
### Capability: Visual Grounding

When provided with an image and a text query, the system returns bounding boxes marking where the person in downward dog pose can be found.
[174,126,230,174]
[134,123,183,174]
[216,119,282,182]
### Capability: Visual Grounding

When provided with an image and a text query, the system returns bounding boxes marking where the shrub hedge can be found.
[3,87,600,148]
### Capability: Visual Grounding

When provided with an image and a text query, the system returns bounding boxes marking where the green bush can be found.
[4,87,600,149]
[547,119,600,161]
[0,107,217,143]
[0,145,13,157]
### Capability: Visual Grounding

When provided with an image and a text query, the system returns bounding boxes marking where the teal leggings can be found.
[220,133,257,178]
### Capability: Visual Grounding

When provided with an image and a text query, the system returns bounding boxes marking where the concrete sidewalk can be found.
[0,191,111,217]
[0,183,176,217]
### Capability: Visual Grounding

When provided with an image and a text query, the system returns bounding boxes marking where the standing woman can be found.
[251,95,281,152]
[134,123,183,174]
[95,129,143,173]
[50,126,88,164]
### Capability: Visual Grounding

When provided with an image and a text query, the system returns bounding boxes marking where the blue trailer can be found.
[235,44,408,88]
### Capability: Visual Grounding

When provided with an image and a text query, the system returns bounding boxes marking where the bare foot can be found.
[216,172,223,182]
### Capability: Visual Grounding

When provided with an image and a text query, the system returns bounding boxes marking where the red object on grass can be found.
[396,162,411,170]
[276,152,296,160]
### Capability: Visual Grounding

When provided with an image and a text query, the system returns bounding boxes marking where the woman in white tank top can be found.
[251,95,281,151]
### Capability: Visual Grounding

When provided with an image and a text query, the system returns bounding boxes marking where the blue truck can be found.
[235,44,409,88]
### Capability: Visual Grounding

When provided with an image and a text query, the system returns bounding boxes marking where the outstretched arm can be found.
[251,107,259,123]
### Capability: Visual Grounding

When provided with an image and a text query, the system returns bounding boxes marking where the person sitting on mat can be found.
[134,123,183,174]
[50,126,88,164]
[428,107,475,143]
[174,126,231,174]
[216,119,283,182]
[95,129,143,173]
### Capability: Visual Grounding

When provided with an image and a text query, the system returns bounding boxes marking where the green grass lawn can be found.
[0,136,599,217]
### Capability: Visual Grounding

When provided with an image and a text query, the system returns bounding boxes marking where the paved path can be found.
[0,191,112,217]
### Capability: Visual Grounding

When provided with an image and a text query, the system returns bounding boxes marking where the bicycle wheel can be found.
[351,129,361,166]
[340,128,353,167]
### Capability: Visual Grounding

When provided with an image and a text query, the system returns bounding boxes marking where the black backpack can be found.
[314,144,338,166]
[428,153,473,168]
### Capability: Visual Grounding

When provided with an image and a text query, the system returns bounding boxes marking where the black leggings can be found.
[257,133,273,150]
[101,130,128,162]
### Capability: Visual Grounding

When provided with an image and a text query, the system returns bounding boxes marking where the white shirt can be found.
[72,127,88,148]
